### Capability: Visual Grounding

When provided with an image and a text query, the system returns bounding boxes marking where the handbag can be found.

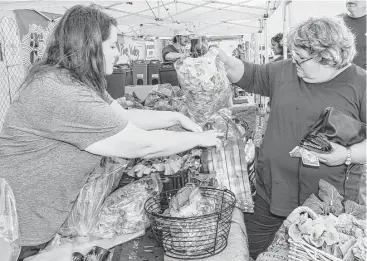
[300,107,366,153]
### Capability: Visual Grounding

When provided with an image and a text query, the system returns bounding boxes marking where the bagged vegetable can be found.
[0,178,21,261]
[59,157,128,238]
[92,173,162,238]
[204,109,254,212]
[162,184,219,253]
[174,48,232,127]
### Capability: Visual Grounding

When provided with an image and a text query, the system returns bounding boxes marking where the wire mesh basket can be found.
[144,187,236,259]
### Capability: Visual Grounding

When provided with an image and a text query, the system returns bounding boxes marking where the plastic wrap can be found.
[204,109,254,212]
[59,157,127,238]
[92,173,162,238]
[0,178,20,261]
[174,48,232,127]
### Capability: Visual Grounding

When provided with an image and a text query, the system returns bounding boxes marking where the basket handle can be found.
[283,206,319,228]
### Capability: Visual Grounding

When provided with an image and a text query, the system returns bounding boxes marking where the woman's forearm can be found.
[110,101,179,130]
[351,139,366,164]
[216,48,244,83]
[85,122,205,159]
[122,109,180,130]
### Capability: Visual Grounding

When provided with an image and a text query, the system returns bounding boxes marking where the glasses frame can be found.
[292,50,314,66]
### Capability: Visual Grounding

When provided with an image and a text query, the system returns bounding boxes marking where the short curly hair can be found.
[288,17,356,69]
[271,33,283,46]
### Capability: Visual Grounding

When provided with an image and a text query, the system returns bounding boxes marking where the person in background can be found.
[341,0,366,69]
[232,43,246,61]
[0,5,222,260]
[162,29,191,62]
[216,17,366,259]
[269,33,290,62]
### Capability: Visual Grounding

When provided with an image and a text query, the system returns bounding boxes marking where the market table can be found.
[111,228,164,261]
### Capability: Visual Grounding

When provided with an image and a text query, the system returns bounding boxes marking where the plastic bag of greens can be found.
[59,157,128,238]
[92,173,162,238]
[174,48,232,127]
[204,109,254,212]
[0,178,21,261]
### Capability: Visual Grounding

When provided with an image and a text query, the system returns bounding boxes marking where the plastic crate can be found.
[147,60,161,85]
[159,62,179,87]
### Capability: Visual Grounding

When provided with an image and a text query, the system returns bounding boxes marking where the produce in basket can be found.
[288,207,366,260]
[165,185,216,218]
[318,179,344,216]
[162,184,219,254]
[92,173,162,238]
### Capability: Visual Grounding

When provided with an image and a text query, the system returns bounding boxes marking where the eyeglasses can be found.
[291,50,313,66]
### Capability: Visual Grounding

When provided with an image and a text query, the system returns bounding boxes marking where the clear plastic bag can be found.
[92,173,162,238]
[174,48,233,127]
[59,157,128,238]
[204,109,254,212]
[0,178,21,261]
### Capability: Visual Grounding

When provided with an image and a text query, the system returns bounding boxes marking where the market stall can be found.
[7,2,365,261]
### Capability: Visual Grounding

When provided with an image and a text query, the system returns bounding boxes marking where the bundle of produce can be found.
[174,47,232,127]
[115,92,146,109]
[203,108,254,212]
[256,179,366,261]
[126,149,202,178]
[162,185,222,254]
[287,207,366,260]
[303,179,366,219]
[92,173,162,238]
[59,157,127,238]
[232,104,257,140]
[144,83,185,112]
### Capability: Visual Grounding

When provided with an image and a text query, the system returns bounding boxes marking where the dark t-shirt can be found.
[0,71,127,245]
[236,60,366,216]
[162,44,180,63]
[342,14,366,69]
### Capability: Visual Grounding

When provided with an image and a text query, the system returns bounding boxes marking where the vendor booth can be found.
[6,2,360,261]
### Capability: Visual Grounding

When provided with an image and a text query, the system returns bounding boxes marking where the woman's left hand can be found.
[313,142,347,166]
[177,114,203,132]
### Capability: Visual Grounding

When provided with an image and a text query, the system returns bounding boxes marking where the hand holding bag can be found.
[300,107,366,153]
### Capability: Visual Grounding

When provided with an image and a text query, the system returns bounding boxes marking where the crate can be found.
[106,65,132,99]
[132,60,148,85]
[159,62,179,87]
[147,60,161,85]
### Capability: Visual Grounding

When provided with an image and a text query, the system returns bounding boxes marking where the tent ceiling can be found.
[0,0,282,37]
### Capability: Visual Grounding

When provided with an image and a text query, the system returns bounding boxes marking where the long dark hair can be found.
[21,5,117,99]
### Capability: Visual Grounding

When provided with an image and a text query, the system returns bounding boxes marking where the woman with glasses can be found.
[216,17,366,259]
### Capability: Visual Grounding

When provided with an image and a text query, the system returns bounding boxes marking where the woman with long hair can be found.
[0,5,222,260]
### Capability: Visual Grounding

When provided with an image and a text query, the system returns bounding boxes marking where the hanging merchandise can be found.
[174,48,233,127]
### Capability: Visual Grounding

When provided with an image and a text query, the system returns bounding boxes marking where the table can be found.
[111,229,164,261]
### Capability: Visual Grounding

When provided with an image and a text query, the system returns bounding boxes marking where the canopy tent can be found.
[0,0,282,37]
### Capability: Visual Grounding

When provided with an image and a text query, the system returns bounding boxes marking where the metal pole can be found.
[264,18,268,63]
[283,0,292,60]
[255,29,260,64]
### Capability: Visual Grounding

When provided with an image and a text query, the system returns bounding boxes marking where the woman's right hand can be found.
[197,131,224,147]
